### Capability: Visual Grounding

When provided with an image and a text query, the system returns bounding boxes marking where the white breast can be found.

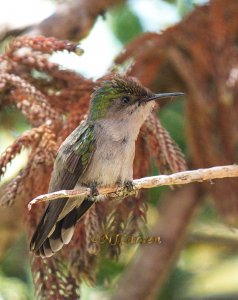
[79,120,135,186]
[79,101,154,187]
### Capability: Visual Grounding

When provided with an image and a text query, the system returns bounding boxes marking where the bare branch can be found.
[0,0,124,42]
[27,0,124,40]
[28,164,238,210]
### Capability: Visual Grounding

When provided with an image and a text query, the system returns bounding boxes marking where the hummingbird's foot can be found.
[88,182,106,202]
[124,180,136,193]
[115,180,137,198]
[89,182,99,197]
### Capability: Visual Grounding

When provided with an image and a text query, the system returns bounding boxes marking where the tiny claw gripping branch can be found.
[124,180,135,193]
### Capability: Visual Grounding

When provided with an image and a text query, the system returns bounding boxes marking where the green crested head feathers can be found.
[88,75,151,120]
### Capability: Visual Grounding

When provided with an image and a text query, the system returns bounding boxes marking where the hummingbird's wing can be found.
[30,122,96,256]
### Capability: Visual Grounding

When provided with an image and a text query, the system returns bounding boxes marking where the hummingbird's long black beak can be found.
[145,92,184,102]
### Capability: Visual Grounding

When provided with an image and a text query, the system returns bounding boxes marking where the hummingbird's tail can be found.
[30,198,94,257]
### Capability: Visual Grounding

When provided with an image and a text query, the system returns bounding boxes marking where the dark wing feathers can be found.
[30,122,96,253]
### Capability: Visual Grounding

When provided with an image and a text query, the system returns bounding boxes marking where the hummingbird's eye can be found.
[121,96,130,105]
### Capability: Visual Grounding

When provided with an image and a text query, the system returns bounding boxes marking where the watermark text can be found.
[90,233,161,246]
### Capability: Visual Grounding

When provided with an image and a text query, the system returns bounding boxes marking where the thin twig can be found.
[28,164,238,210]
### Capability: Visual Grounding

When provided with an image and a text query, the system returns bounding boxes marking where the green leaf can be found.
[108,3,143,44]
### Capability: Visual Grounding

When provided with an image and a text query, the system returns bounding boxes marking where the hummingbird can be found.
[30,75,183,257]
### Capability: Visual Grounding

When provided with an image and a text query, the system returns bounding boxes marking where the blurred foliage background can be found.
[2,0,238,299]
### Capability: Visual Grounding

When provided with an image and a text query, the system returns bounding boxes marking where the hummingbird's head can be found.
[89,75,183,122]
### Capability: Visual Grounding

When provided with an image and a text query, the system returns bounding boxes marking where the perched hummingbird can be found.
[30,75,183,257]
